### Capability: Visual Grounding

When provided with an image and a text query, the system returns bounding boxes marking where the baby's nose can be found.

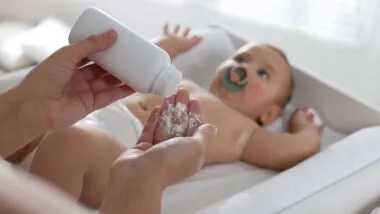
[222,66,249,92]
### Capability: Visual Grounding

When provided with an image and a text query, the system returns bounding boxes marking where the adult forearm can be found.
[0,87,47,158]
[0,160,92,214]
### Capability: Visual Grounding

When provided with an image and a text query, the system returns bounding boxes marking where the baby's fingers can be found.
[183,27,190,38]
[163,23,169,35]
[307,112,315,122]
[173,24,180,35]
[317,124,326,135]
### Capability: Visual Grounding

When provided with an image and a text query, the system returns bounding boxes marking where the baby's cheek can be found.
[242,81,267,104]
[214,70,224,81]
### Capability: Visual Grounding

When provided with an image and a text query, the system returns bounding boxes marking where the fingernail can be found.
[102,29,116,37]
[205,124,217,135]
[153,106,161,113]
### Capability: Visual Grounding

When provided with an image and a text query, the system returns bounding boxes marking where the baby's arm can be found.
[242,108,323,171]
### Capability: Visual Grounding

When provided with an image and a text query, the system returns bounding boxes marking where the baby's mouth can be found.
[221,67,248,93]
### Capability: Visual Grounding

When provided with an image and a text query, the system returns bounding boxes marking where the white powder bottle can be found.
[69,7,181,97]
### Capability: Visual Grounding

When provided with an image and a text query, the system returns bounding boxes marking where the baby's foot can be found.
[290,107,325,135]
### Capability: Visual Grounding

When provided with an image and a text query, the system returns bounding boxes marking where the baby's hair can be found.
[263,44,294,107]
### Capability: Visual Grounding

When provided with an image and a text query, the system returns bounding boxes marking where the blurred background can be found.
[0,0,379,108]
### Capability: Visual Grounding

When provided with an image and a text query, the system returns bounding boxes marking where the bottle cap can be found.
[152,64,182,97]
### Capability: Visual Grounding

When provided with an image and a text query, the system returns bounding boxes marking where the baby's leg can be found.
[29,124,124,208]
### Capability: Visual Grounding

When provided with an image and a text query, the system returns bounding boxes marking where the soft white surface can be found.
[0,18,69,71]
[372,208,380,214]
[0,22,34,70]
[20,17,70,62]
[279,156,380,214]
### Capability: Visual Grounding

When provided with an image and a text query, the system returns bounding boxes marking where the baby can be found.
[11,24,323,208]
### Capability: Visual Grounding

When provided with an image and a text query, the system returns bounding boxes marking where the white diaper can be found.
[76,101,144,148]
[16,101,143,170]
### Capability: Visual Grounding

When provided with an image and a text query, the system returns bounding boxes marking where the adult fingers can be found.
[154,95,175,144]
[80,63,108,81]
[191,124,217,148]
[89,75,123,93]
[186,99,202,136]
[137,106,161,144]
[93,85,135,110]
[63,29,117,64]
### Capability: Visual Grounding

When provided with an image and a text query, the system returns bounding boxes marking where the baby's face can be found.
[210,43,292,120]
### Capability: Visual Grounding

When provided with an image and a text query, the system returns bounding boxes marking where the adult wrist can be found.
[0,86,47,157]
[100,173,164,214]
[13,84,48,133]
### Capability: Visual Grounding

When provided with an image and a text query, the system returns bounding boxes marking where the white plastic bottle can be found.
[69,7,182,97]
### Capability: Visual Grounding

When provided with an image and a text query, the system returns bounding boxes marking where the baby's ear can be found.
[259,105,283,125]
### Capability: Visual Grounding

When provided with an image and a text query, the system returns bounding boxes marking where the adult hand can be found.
[17,29,134,130]
[115,89,216,186]
[102,89,217,214]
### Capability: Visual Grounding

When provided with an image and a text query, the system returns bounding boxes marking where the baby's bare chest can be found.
[183,84,257,162]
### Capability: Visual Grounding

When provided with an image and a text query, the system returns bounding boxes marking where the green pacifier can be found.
[222,67,249,92]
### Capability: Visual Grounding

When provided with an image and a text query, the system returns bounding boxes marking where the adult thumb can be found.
[64,29,118,64]
[192,124,217,146]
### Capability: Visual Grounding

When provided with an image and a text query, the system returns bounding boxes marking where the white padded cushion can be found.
[0,22,34,70]
[20,17,70,63]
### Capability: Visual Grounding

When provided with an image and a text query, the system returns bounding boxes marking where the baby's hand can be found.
[289,107,325,135]
[156,24,203,59]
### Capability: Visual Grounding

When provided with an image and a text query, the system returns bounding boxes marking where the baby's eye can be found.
[234,56,247,64]
[257,69,269,80]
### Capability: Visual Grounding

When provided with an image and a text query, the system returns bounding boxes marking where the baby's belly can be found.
[121,92,256,164]
[121,93,164,125]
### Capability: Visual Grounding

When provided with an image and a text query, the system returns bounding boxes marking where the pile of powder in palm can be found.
[188,112,202,130]
[160,102,202,136]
